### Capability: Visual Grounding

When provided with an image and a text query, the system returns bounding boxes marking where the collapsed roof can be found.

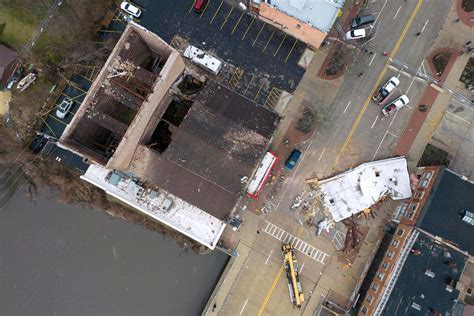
[60,23,280,222]
[319,157,412,222]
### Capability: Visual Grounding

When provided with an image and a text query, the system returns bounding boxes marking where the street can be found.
[209,0,456,315]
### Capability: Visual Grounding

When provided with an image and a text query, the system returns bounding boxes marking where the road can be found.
[274,0,453,215]
[215,0,454,315]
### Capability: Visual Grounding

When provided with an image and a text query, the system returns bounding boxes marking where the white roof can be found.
[81,164,226,249]
[318,157,412,222]
[183,45,222,75]
[266,0,344,32]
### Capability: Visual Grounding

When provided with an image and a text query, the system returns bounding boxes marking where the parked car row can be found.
[372,77,410,116]
[345,14,375,41]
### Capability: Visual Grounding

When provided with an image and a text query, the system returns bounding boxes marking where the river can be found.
[0,187,228,315]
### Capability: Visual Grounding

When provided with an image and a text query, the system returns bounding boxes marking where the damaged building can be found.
[58,23,279,249]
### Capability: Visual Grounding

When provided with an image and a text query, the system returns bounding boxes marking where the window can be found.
[296,23,301,29]
[387,250,394,258]
[382,261,389,270]
[396,229,404,236]
[377,271,385,280]
[371,283,379,292]
[408,203,418,211]
[414,191,424,199]
[419,179,429,187]
[423,172,433,179]
[392,240,399,247]
[367,295,374,304]
[361,306,368,315]
[405,211,414,219]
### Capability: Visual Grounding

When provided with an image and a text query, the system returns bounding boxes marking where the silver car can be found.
[56,98,73,119]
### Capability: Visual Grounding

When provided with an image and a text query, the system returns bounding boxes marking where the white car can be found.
[372,77,400,103]
[381,95,409,116]
[56,98,73,119]
[120,2,142,18]
[345,28,366,40]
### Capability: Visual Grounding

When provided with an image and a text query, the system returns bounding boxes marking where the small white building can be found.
[319,157,412,222]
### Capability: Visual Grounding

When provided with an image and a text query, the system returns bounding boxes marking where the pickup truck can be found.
[372,77,400,104]
[382,95,409,116]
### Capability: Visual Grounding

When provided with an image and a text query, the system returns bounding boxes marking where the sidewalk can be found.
[394,0,472,163]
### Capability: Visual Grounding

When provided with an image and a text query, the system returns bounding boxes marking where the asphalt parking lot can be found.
[136,0,306,106]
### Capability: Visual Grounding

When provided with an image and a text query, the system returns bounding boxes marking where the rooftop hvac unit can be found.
[161,197,173,212]
[424,269,435,278]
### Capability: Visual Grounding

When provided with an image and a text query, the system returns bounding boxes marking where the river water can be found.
[0,187,228,315]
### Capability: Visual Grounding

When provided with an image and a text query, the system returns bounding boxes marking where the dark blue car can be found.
[285,149,301,170]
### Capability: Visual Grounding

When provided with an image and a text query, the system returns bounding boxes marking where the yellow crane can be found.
[282,244,304,308]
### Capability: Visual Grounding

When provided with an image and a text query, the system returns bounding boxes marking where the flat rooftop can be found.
[264,0,343,33]
[81,164,226,249]
[384,232,468,315]
[318,157,412,222]
[417,168,474,255]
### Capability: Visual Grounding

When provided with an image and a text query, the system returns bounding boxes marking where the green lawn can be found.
[0,3,38,49]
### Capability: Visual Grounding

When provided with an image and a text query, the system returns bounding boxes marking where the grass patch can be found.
[0,2,39,48]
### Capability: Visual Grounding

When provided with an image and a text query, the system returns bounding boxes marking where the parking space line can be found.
[368,53,377,66]
[242,18,255,40]
[273,34,287,57]
[243,74,255,96]
[284,39,298,63]
[40,118,58,137]
[371,115,379,128]
[252,24,265,47]
[48,114,67,126]
[220,6,234,29]
[393,5,401,19]
[232,11,245,34]
[254,82,265,101]
[210,0,223,24]
[387,131,398,138]
[300,262,305,274]
[262,29,275,52]
[343,100,352,114]
[199,0,212,18]
[265,249,273,265]
[240,298,249,315]
[189,0,197,13]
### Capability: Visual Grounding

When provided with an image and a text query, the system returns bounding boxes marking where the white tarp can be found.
[319,157,412,222]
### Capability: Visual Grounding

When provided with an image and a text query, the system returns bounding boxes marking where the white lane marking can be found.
[240,298,249,315]
[318,147,327,161]
[368,53,377,66]
[421,19,429,33]
[387,131,398,138]
[406,78,416,94]
[372,112,399,160]
[374,0,388,25]
[408,61,424,94]
[300,262,305,274]
[371,115,379,129]
[393,5,401,19]
[265,249,273,265]
[446,111,471,124]
[263,221,329,265]
[343,100,352,114]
